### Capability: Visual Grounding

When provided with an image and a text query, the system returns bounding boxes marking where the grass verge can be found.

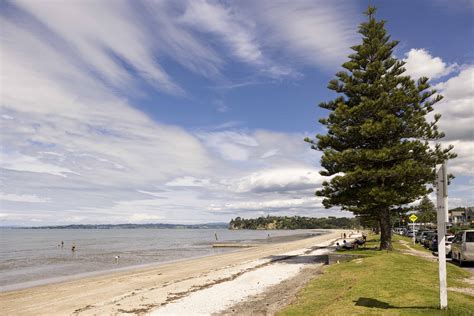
[279,235,473,315]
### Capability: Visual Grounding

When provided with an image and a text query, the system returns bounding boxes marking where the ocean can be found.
[0,228,323,292]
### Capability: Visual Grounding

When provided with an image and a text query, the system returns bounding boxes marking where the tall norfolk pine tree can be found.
[305,7,456,250]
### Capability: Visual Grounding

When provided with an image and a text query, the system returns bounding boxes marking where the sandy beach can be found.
[1,229,346,315]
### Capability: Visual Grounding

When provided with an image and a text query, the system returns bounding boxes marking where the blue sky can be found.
[1,0,473,226]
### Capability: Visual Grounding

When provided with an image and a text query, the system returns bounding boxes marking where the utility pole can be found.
[436,162,448,309]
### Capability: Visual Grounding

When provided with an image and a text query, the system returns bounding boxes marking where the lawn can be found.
[279,235,474,315]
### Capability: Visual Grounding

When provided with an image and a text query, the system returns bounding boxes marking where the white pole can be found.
[436,162,448,309]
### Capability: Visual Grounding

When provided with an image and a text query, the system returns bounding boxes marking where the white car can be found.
[451,230,474,266]
[445,235,455,257]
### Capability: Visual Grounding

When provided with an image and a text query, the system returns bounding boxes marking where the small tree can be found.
[306,7,455,250]
[416,196,437,226]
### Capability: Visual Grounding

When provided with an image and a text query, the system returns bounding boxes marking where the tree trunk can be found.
[374,224,380,234]
[379,209,392,250]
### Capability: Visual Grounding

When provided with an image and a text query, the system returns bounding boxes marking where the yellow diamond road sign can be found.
[409,214,418,222]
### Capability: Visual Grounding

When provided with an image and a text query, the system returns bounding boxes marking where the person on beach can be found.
[61,241,64,248]
[343,233,347,239]
[342,240,353,249]
[114,255,120,263]
[214,232,218,241]
[71,244,76,252]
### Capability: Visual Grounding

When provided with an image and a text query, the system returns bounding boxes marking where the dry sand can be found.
[0,230,345,315]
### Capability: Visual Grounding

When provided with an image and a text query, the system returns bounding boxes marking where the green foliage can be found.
[416,196,437,224]
[229,216,358,230]
[306,7,456,249]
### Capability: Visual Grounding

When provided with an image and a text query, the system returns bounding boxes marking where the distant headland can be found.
[229,216,357,230]
[5,223,229,229]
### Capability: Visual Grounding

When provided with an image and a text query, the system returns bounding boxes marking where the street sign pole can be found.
[436,162,448,309]
[409,214,418,245]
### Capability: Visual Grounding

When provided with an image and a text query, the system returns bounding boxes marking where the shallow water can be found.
[0,228,322,291]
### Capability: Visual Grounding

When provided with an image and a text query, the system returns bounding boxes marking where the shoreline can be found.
[0,229,345,315]
[0,229,322,293]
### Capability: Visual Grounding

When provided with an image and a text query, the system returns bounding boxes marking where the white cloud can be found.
[12,0,183,94]
[0,152,77,178]
[440,140,474,176]
[4,0,361,89]
[0,193,50,203]
[0,19,214,186]
[208,196,327,215]
[128,213,163,223]
[428,65,474,178]
[181,0,264,65]
[166,176,211,187]
[403,48,458,80]
[241,1,360,69]
[198,131,259,161]
[233,168,324,193]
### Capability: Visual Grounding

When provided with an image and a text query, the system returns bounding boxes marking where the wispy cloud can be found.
[11,0,184,95]
[0,193,50,203]
[240,1,360,69]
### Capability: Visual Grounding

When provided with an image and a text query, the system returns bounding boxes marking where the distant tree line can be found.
[229,216,358,230]
[23,223,228,229]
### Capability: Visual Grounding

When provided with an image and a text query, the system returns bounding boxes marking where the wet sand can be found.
[0,229,344,315]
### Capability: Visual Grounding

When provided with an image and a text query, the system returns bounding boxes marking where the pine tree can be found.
[416,196,437,226]
[305,7,456,250]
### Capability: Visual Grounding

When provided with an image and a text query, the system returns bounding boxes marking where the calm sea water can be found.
[0,228,323,291]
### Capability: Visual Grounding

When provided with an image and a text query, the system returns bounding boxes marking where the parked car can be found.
[429,234,454,254]
[429,236,438,251]
[419,231,434,245]
[423,232,437,248]
[445,235,455,257]
[393,228,405,235]
[451,230,474,266]
[406,230,415,237]
[415,230,429,243]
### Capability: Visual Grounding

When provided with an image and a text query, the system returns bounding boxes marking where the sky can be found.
[0,0,473,226]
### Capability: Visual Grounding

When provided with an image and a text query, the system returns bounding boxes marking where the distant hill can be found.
[229,216,357,230]
[18,223,229,229]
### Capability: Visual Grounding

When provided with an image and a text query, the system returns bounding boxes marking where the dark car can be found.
[423,232,437,248]
[416,230,431,244]
[429,235,438,251]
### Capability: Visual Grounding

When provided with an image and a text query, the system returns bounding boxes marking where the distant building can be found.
[467,208,474,224]
[448,207,474,225]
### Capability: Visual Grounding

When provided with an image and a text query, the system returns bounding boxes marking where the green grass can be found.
[279,235,474,316]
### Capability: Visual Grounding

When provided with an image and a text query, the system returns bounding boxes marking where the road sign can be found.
[409,214,418,222]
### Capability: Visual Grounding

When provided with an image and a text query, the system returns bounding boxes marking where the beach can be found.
[0,229,345,315]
